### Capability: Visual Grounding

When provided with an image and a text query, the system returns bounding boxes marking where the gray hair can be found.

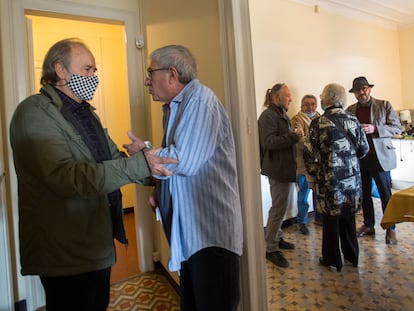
[320,83,347,108]
[150,45,197,83]
[40,38,88,86]
[264,83,285,108]
[301,94,317,106]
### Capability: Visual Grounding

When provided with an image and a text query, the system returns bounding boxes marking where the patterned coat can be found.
[304,106,369,216]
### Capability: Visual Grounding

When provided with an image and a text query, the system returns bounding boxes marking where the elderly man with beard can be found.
[346,77,401,245]
[258,83,303,268]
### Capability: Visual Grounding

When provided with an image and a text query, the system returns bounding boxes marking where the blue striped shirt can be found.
[156,79,243,271]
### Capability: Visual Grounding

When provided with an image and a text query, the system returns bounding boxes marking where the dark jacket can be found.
[346,97,401,171]
[10,84,152,276]
[258,104,299,182]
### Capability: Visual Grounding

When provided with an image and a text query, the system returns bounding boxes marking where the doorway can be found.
[26,13,140,283]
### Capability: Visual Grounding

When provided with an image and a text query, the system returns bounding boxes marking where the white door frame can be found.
[218,1,267,310]
[0,134,14,311]
[4,0,151,310]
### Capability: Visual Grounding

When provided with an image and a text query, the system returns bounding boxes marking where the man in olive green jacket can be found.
[9,38,176,311]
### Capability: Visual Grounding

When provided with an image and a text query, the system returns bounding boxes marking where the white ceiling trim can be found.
[289,0,414,29]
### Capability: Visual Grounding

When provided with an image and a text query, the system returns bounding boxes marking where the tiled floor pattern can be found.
[108,198,414,311]
[108,271,180,311]
[268,198,414,311]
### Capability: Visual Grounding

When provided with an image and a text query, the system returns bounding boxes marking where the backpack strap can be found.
[324,113,357,151]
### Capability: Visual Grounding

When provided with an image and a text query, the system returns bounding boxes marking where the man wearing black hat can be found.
[347,77,402,244]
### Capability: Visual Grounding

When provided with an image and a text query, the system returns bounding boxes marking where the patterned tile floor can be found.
[109,198,414,311]
[268,198,414,311]
[108,270,180,311]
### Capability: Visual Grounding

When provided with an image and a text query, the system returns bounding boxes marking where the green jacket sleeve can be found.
[10,94,152,199]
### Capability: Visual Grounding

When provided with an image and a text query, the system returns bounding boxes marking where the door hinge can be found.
[135,35,144,49]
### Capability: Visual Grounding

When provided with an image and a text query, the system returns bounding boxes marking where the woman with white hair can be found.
[304,83,369,272]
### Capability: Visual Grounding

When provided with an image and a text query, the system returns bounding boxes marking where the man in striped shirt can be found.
[135,45,243,311]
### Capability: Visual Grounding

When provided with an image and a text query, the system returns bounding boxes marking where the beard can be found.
[357,94,370,104]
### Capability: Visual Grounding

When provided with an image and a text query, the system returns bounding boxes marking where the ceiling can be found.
[292,0,414,29]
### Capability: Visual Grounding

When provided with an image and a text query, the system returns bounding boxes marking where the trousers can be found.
[265,178,293,252]
[296,174,311,224]
[180,247,240,311]
[360,156,393,229]
[322,213,359,269]
[40,267,111,311]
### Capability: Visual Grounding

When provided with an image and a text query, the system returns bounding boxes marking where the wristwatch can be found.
[141,140,153,151]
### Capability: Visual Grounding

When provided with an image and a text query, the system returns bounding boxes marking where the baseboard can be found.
[123,206,134,214]
[154,261,180,295]
[392,180,414,190]
[280,211,318,228]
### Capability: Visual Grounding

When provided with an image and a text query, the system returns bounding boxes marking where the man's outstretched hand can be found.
[123,131,146,156]
[123,131,177,176]
[144,148,177,176]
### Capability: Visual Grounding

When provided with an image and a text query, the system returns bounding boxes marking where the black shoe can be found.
[357,225,375,237]
[319,257,342,272]
[344,259,358,267]
[266,251,289,268]
[314,219,323,226]
[298,224,310,235]
[385,228,398,245]
[279,238,295,249]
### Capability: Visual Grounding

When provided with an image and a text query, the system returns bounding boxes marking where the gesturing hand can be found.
[122,131,146,156]
[361,124,376,134]
[294,127,305,138]
[144,148,178,176]
[122,131,178,175]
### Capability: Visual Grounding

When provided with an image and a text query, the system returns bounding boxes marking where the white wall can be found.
[249,0,403,117]
[249,0,406,222]
[399,27,414,109]
[391,139,414,189]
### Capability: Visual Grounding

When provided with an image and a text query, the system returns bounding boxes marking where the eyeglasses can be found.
[302,101,316,107]
[146,67,169,79]
[354,86,370,93]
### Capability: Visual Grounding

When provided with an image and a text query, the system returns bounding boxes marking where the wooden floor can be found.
[110,211,140,284]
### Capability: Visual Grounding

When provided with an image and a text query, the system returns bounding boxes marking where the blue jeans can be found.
[296,174,311,224]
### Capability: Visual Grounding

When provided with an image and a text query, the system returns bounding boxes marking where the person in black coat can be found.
[258,83,303,268]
